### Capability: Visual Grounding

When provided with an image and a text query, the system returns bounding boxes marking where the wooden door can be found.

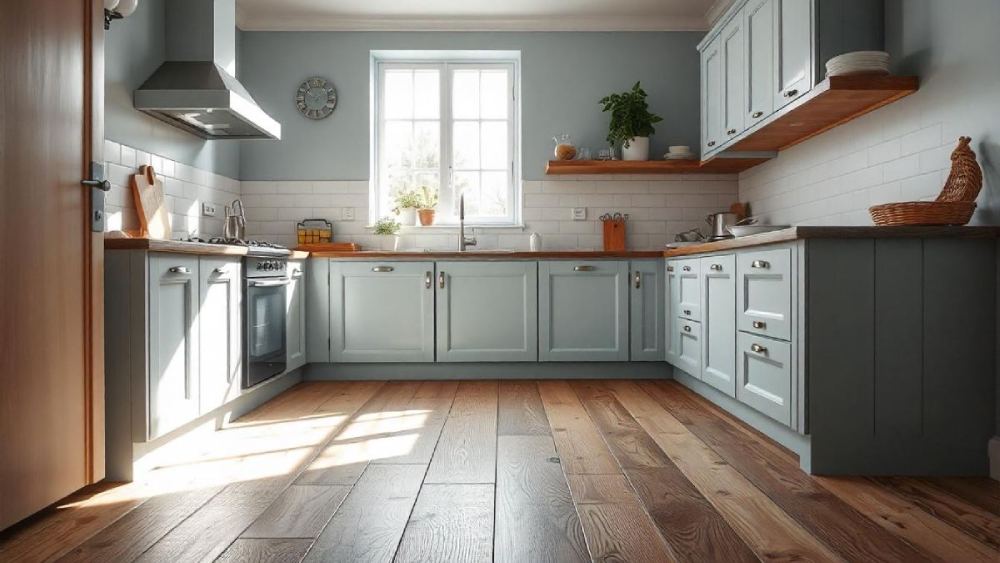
[700,37,724,155]
[629,260,665,361]
[721,14,746,142]
[539,261,629,362]
[0,0,104,530]
[330,262,435,362]
[701,255,737,397]
[745,0,775,126]
[436,261,538,362]
[199,257,242,414]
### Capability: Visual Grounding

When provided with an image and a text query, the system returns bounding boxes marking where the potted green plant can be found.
[372,216,402,250]
[392,189,422,226]
[416,185,439,226]
[599,81,663,161]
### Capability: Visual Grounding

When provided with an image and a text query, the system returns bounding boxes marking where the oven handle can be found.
[248,279,291,287]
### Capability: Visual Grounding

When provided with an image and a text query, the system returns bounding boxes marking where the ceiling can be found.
[236,0,732,32]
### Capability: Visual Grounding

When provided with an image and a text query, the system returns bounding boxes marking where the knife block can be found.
[602,220,626,251]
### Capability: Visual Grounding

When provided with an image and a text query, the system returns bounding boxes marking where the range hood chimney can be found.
[134,0,280,140]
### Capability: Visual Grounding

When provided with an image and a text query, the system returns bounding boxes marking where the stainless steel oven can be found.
[243,256,288,388]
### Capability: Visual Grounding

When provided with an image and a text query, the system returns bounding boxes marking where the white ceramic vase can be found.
[622,137,650,161]
[397,208,417,227]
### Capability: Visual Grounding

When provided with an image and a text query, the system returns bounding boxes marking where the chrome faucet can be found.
[459,193,477,251]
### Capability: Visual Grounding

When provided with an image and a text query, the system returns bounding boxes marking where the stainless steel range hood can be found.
[134,0,280,140]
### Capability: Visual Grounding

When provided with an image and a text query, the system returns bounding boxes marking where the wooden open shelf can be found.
[547,75,919,175]
[545,158,769,175]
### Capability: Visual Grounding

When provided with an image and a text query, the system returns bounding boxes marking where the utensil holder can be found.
[602,220,626,251]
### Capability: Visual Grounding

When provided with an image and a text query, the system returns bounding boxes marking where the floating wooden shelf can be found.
[726,75,920,153]
[545,158,769,175]
[548,75,919,176]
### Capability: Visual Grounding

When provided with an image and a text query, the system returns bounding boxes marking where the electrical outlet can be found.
[201,202,217,217]
[342,207,356,221]
[571,207,587,221]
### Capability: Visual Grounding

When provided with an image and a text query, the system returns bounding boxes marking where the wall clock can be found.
[296,76,337,120]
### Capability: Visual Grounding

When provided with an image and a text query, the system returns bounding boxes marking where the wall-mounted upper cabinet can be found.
[698,0,885,158]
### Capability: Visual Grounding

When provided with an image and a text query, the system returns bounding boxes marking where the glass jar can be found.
[553,134,577,160]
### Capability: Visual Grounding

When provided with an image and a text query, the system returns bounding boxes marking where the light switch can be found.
[342,207,355,221]
[201,202,217,217]
[571,207,586,221]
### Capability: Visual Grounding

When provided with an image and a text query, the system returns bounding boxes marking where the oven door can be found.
[244,278,288,388]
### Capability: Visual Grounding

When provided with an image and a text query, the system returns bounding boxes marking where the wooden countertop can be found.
[104,238,309,259]
[310,250,666,259]
[664,226,1000,257]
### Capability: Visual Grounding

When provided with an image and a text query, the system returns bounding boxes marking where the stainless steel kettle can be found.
[224,199,246,241]
[705,212,738,241]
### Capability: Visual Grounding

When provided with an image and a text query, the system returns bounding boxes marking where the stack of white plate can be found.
[826,51,890,77]
[664,145,696,160]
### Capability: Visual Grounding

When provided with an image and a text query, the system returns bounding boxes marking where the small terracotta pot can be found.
[418,208,436,226]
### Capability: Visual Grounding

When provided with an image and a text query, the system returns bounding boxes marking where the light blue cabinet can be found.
[306,258,330,363]
[774,0,812,108]
[700,36,724,155]
[330,261,435,362]
[148,254,200,439]
[737,331,792,425]
[540,261,629,362]
[436,261,538,362]
[286,260,307,371]
[664,262,680,364]
[745,0,775,127]
[721,14,746,143]
[737,247,792,341]
[630,260,665,361]
[676,259,701,321]
[701,255,737,397]
[675,319,702,376]
[198,257,242,415]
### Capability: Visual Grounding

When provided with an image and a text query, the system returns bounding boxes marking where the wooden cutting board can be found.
[130,165,171,239]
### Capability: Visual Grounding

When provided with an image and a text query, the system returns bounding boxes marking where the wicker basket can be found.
[869,136,982,226]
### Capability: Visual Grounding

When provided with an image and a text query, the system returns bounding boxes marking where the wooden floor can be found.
[1,380,998,562]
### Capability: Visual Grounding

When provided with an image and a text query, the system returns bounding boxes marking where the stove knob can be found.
[256,262,264,271]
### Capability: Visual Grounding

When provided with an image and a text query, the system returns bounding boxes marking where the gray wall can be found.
[105,0,241,178]
[238,32,702,181]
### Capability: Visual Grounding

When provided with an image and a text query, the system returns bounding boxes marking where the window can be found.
[373,55,519,225]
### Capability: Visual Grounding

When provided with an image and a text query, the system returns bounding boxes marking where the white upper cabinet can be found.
[721,15,746,142]
[774,0,813,108]
[744,0,775,126]
[700,37,724,155]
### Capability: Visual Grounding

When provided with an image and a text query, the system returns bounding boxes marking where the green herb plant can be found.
[392,189,423,214]
[599,81,663,148]
[372,216,401,236]
[416,185,439,210]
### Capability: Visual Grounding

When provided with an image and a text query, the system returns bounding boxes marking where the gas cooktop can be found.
[183,237,290,256]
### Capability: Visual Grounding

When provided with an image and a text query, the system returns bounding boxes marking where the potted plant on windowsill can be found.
[372,216,402,251]
[599,81,663,161]
[416,185,439,226]
[392,188,422,226]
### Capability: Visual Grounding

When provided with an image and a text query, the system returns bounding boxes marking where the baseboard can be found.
[990,436,1000,481]
[305,361,671,381]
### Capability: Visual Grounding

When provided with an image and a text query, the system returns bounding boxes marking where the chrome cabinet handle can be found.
[683,325,692,333]
[213,267,226,274]
[727,128,737,135]
[574,265,596,272]
[666,266,674,272]
[291,269,303,279]
[752,320,766,329]
[682,265,691,272]
[751,343,768,354]
[683,309,692,315]
[168,266,191,274]
[634,271,641,289]
[707,140,716,147]
[425,271,432,289]
[752,111,763,118]
[438,272,446,289]
[751,260,770,269]
[372,265,395,273]
[783,89,799,98]
[710,264,722,271]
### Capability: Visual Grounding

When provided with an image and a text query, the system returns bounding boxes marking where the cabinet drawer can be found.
[736,332,792,426]
[674,319,702,377]
[676,259,701,321]
[738,248,791,340]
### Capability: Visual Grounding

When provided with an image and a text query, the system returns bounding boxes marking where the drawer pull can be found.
[683,325,692,333]
[752,320,767,329]
[707,140,716,147]
[372,266,395,273]
[213,267,226,274]
[168,266,191,275]
[574,265,596,272]
[682,265,692,272]
[710,264,723,271]
[667,266,675,272]
[683,309,692,316]
[752,111,763,118]
[291,270,303,279]
[425,271,432,289]
[783,89,799,98]
[751,260,770,269]
[727,128,737,135]
[438,271,446,289]
[750,343,768,354]
[634,271,641,289]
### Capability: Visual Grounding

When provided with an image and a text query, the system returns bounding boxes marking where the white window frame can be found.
[370,52,521,227]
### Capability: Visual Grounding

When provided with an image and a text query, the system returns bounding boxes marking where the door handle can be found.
[752,111,763,118]
[752,321,766,329]
[634,271,641,289]
[710,264,722,271]
[682,265,691,272]
[707,140,716,147]
[683,309,692,316]
[438,271,446,289]
[727,128,737,135]
[291,269,303,279]
[168,266,191,275]
[213,267,226,275]
[750,343,768,354]
[683,325,692,333]
[574,265,595,272]
[371,265,394,273]
[666,266,674,272]
[751,260,770,269]
[783,89,799,98]
[425,271,432,289]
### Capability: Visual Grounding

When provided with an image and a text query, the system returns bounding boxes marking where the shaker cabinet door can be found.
[745,0,775,126]
[665,262,680,363]
[701,37,724,155]
[540,261,629,362]
[630,260,665,361]
[721,14,746,142]
[701,255,737,397]
[675,319,702,377]
[737,247,792,341]
[774,0,813,107]
[148,254,200,439]
[436,261,538,362]
[330,262,435,362]
[286,260,307,371]
[198,257,242,415]
[737,332,792,426]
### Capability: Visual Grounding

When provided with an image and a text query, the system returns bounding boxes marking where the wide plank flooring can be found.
[1,379,997,562]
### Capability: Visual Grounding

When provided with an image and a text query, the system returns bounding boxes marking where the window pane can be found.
[454,171,480,216]
[383,70,413,119]
[452,70,480,119]
[413,121,441,169]
[481,171,508,217]
[480,70,508,119]
[453,121,480,170]
[413,70,440,119]
[480,121,508,170]
[383,121,413,168]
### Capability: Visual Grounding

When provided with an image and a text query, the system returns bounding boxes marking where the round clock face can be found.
[296,77,337,120]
